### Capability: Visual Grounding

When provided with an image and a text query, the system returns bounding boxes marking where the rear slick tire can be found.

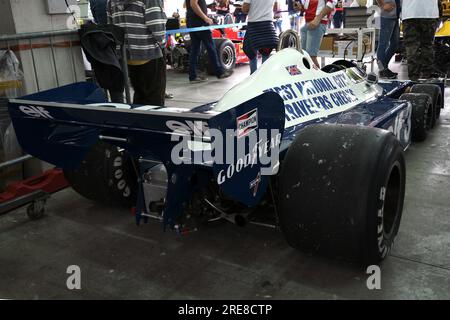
[278,124,406,265]
[64,141,137,207]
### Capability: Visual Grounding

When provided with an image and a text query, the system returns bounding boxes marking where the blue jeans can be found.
[377,17,400,71]
[289,11,300,31]
[250,52,270,74]
[301,23,327,56]
[274,19,283,34]
[189,30,223,81]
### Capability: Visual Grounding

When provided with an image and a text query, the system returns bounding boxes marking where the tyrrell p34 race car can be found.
[8,48,445,265]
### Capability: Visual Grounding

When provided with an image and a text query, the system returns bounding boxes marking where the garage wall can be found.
[0,0,85,94]
[0,0,85,177]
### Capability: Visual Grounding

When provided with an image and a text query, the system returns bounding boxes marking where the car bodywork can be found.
[7,49,434,230]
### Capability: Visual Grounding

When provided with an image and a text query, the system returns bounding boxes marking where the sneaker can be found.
[386,68,398,76]
[217,70,233,79]
[190,76,208,84]
[165,93,174,99]
[379,69,397,79]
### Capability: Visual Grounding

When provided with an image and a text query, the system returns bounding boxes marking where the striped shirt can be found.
[303,0,337,24]
[107,0,167,61]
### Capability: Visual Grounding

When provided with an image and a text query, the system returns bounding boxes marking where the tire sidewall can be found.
[365,139,405,264]
[104,146,137,206]
[64,142,137,207]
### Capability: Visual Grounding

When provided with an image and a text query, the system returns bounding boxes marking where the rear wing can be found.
[9,82,217,169]
[8,82,285,225]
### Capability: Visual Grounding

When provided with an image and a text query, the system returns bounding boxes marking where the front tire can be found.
[278,124,406,265]
[410,84,442,123]
[399,93,433,142]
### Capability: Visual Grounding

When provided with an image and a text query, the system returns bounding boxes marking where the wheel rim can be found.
[222,46,235,69]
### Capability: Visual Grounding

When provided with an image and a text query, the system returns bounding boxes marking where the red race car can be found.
[166,15,249,74]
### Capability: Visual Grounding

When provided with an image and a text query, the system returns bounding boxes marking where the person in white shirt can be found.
[242,0,279,74]
[401,0,440,80]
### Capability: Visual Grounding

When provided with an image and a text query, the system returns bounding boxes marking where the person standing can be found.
[402,0,439,80]
[274,1,283,34]
[333,0,344,28]
[108,0,167,106]
[287,0,301,33]
[296,0,337,68]
[233,1,248,23]
[89,0,108,24]
[216,0,230,15]
[186,0,232,83]
[376,0,401,79]
[86,0,125,103]
[242,0,279,74]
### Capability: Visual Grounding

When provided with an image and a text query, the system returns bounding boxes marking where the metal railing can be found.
[1,29,82,174]
[0,29,80,92]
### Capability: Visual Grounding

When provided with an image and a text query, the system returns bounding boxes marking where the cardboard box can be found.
[333,38,372,58]
[319,35,334,54]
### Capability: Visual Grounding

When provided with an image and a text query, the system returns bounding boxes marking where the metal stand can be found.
[319,28,377,71]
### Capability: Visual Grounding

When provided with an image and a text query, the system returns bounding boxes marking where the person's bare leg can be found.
[311,56,320,68]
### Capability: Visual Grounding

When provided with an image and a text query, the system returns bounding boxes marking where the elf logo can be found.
[19,105,54,119]
[166,120,210,137]
[236,109,258,139]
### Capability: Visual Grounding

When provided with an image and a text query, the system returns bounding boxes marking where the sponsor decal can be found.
[285,65,302,76]
[19,105,54,119]
[262,73,366,128]
[387,107,411,144]
[166,120,210,137]
[249,172,261,197]
[236,109,258,139]
[377,186,390,259]
[216,133,281,185]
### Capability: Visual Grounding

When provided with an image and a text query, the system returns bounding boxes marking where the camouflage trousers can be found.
[403,19,439,80]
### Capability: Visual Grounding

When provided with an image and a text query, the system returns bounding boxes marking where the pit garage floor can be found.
[1,61,449,300]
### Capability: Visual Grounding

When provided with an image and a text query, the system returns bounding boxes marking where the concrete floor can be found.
[0,60,449,300]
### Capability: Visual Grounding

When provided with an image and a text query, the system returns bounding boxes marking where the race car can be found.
[7,48,444,265]
[167,15,248,74]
